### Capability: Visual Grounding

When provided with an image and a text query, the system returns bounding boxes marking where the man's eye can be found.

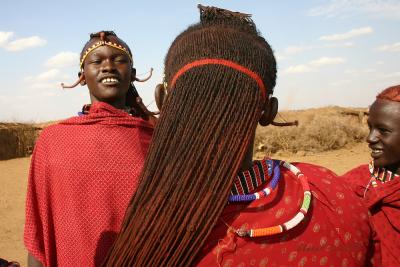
[115,57,128,63]
[379,128,390,133]
[90,59,101,64]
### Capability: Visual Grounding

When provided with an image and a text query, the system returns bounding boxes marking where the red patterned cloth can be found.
[24,102,153,267]
[195,162,372,267]
[342,164,400,267]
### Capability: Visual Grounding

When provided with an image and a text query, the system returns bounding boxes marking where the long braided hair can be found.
[103,5,277,266]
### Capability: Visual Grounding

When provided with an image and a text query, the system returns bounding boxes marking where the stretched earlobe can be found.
[131,68,137,82]
[79,72,86,86]
[155,83,168,111]
[135,68,153,82]
[61,72,85,89]
[259,96,278,126]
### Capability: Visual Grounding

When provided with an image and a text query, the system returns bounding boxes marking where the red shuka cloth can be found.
[195,163,372,267]
[342,164,400,267]
[24,102,153,267]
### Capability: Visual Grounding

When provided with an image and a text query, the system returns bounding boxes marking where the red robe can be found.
[195,163,372,267]
[342,164,400,267]
[24,102,153,267]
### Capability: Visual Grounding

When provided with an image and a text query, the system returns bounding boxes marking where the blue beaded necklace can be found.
[229,159,281,202]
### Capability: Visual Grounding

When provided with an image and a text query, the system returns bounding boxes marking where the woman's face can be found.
[367,99,400,174]
[83,43,133,109]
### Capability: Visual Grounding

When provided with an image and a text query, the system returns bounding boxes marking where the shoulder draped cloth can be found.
[24,102,153,267]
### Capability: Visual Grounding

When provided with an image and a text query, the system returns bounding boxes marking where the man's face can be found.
[83,44,133,108]
[367,99,400,174]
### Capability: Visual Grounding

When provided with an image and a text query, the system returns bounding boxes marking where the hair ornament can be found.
[162,73,168,94]
[170,58,267,100]
[79,40,133,70]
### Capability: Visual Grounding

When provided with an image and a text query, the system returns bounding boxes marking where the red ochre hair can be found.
[377,85,400,102]
[103,5,277,266]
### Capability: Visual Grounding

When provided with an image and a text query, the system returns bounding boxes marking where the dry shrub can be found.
[255,107,368,155]
[0,107,367,160]
[0,123,41,160]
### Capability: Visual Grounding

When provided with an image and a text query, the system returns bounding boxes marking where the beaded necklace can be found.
[229,160,312,238]
[230,158,273,195]
[368,161,399,187]
[229,159,280,202]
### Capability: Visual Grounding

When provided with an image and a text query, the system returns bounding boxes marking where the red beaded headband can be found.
[169,58,267,100]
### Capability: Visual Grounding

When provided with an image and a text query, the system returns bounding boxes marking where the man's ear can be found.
[131,68,137,82]
[259,96,278,126]
[79,72,86,86]
[154,83,168,111]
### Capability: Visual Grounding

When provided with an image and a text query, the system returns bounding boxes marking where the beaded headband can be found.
[79,40,133,70]
[169,58,267,100]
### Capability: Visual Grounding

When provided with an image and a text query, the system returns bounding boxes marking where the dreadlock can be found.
[103,5,277,266]
[377,84,400,102]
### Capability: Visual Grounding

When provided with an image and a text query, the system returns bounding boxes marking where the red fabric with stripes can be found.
[342,164,400,267]
[24,102,153,267]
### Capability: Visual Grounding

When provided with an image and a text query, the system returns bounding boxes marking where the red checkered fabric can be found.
[24,102,153,267]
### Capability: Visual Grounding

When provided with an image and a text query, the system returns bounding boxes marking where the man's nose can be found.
[367,129,379,144]
[101,59,116,72]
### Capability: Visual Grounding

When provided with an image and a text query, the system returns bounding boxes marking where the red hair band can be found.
[169,58,267,100]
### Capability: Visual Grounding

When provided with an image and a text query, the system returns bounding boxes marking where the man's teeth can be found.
[372,149,382,153]
[101,78,118,84]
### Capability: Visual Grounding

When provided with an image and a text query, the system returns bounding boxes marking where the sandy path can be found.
[0,157,31,265]
[0,143,371,266]
[267,142,370,175]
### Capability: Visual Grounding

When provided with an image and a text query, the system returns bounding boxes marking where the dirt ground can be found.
[0,143,370,266]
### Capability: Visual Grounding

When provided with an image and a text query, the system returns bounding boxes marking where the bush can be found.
[254,107,368,155]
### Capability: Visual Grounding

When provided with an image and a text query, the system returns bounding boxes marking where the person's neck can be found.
[239,135,255,172]
[91,99,126,110]
[385,164,400,176]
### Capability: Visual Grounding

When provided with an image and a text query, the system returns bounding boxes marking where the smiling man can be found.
[24,31,154,267]
[342,84,400,267]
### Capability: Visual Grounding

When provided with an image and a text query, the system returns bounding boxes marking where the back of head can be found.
[164,5,276,92]
[103,5,277,266]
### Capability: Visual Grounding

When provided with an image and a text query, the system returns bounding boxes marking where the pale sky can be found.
[1,0,399,122]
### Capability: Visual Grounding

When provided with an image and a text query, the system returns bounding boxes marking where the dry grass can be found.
[0,107,369,160]
[254,106,369,157]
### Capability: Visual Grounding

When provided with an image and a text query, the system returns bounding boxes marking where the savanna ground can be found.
[0,107,370,266]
